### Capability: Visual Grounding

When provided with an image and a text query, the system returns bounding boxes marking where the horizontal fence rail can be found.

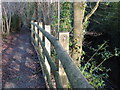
[30,21,93,89]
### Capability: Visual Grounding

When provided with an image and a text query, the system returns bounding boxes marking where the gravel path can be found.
[2,26,46,88]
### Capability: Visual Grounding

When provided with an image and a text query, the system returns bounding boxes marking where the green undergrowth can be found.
[80,41,120,88]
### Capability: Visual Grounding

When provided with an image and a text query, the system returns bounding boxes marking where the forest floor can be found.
[1,26,46,88]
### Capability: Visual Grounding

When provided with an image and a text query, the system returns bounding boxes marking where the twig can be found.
[83,0,101,25]
[82,41,107,73]
[91,55,113,72]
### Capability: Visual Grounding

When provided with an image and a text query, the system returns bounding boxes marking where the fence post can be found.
[34,22,38,45]
[59,32,69,88]
[39,22,43,52]
[31,20,34,42]
[0,34,1,90]
[45,25,51,74]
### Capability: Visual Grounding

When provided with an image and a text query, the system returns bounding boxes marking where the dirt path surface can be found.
[2,26,46,88]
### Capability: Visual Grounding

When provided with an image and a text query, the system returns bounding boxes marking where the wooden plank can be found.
[31,21,34,43]
[45,25,51,74]
[0,1,2,88]
[0,0,2,30]
[38,22,43,53]
[34,22,38,46]
[59,32,69,88]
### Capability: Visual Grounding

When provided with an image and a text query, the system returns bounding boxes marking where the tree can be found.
[72,2,85,67]
[2,2,12,34]
[72,1,100,67]
[34,2,38,21]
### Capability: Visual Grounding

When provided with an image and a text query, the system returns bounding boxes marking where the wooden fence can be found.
[30,21,93,89]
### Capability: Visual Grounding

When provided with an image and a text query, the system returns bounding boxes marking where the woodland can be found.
[0,1,120,89]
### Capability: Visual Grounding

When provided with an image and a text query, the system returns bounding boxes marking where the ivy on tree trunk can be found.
[72,2,85,67]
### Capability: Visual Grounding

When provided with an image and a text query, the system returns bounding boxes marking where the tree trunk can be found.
[72,2,85,67]
[34,2,38,21]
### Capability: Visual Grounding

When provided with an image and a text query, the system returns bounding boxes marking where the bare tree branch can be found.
[83,0,101,24]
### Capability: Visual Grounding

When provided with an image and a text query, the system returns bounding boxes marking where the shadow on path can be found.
[2,26,46,88]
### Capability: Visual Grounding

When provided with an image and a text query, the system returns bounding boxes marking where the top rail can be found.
[30,22,93,88]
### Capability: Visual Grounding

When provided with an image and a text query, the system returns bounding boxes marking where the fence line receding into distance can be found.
[30,20,93,89]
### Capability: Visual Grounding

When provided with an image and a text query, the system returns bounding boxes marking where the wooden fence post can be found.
[34,22,38,45]
[31,20,34,43]
[59,32,69,88]
[39,22,43,52]
[0,1,2,88]
[45,25,51,74]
